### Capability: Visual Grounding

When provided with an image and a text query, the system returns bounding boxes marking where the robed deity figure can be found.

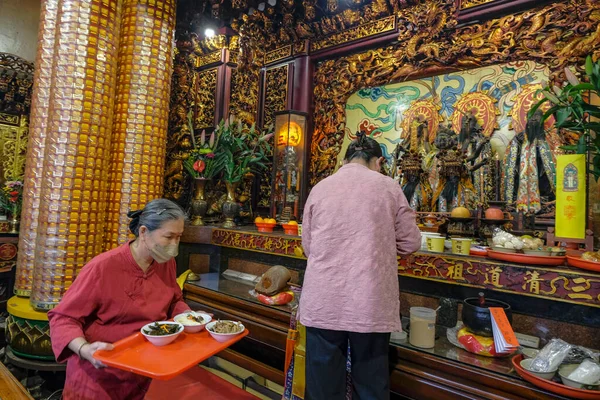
[458,109,493,205]
[431,148,477,212]
[504,109,559,213]
[397,150,432,211]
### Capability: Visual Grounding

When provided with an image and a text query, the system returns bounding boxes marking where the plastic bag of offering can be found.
[565,345,600,365]
[257,291,294,306]
[567,360,600,385]
[448,325,515,357]
[530,338,572,372]
[581,251,600,262]
[491,228,525,250]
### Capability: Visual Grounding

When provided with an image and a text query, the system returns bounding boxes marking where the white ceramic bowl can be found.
[559,364,600,390]
[520,358,557,380]
[206,321,245,343]
[141,321,184,346]
[174,312,212,333]
[523,249,551,256]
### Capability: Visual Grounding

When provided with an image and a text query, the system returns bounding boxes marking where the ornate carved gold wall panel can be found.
[259,65,289,208]
[194,68,218,128]
[312,15,396,51]
[230,67,260,125]
[309,0,600,186]
[0,114,28,182]
[459,0,495,9]
[164,51,195,203]
[263,65,289,128]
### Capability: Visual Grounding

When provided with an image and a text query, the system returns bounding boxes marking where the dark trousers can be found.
[305,327,391,400]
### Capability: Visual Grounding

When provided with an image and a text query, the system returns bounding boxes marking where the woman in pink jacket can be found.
[299,132,421,400]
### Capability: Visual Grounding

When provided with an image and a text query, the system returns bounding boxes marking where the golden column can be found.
[15,0,60,298]
[29,0,122,311]
[104,0,177,249]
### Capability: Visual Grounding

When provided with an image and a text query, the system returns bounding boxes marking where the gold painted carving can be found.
[0,115,28,181]
[195,34,229,54]
[165,51,195,202]
[310,0,600,185]
[196,51,222,68]
[6,315,53,358]
[312,15,396,51]
[263,65,289,128]
[195,69,218,128]
[259,65,289,207]
[230,67,260,125]
[460,0,495,10]
[265,46,292,65]
[0,113,19,126]
[294,40,308,54]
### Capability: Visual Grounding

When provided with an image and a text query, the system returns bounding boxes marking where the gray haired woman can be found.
[48,198,195,400]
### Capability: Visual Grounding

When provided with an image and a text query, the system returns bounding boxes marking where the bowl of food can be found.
[255,217,277,233]
[141,321,184,346]
[523,249,551,256]
[548,247,566,256]
[206,320,245,343]
[174,312,212,333]
[491,245,517,254]
[520,358,557,380]
[559,362,600,390]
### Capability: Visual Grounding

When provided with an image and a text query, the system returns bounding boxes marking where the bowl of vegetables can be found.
[174,312,212,333]
[141,321,184,346]
[206,320,245,343]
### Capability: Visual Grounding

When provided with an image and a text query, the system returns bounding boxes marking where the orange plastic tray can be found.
[95,329,249,380]
[487,250,566,266]
[567,255,600,272]
[512,354,600,399]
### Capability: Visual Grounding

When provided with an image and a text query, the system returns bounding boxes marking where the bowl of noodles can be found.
[206,320,245,343]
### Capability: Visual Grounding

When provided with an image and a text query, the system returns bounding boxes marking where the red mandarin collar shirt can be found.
[48,241,189,400]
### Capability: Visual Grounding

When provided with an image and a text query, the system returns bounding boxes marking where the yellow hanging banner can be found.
[555,154,586,239]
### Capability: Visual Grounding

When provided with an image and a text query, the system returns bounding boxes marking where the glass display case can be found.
[271,110,308,222]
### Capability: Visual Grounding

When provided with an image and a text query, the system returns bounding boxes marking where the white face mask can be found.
[150,243,179,263]
[144,233,179,263]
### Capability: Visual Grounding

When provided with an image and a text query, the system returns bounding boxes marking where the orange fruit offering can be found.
[254,217,264,223]
[287,221,298,226]
[266,218,277,224]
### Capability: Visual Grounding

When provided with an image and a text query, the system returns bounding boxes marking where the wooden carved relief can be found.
[459,0,495,9]
[194,68,218,128]
[309,0,600,186]
[263,65,289,128]
[165,51,195,203]
[229,67,260,124]
[259,65,289,208]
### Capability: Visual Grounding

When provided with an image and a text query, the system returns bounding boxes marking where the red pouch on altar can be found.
[257,291,294,306]
[457,327,501,357]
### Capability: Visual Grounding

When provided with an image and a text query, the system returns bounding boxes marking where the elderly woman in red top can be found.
[48,199,192,400]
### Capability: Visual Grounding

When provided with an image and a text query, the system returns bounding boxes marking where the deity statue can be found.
[458,108,493,205]
[273,146,301,219]
[424,123,458,194]
[399,151,432,211]
[458,108,482,154]
[431,148,477,212]
[504,109,559,213]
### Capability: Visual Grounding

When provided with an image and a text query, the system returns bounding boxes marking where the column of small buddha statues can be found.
[14,0,177,314]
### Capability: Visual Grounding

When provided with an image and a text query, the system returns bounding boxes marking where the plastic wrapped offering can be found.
[530,339,572,372]
[567,360,600,385]
[565,346,600,365]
